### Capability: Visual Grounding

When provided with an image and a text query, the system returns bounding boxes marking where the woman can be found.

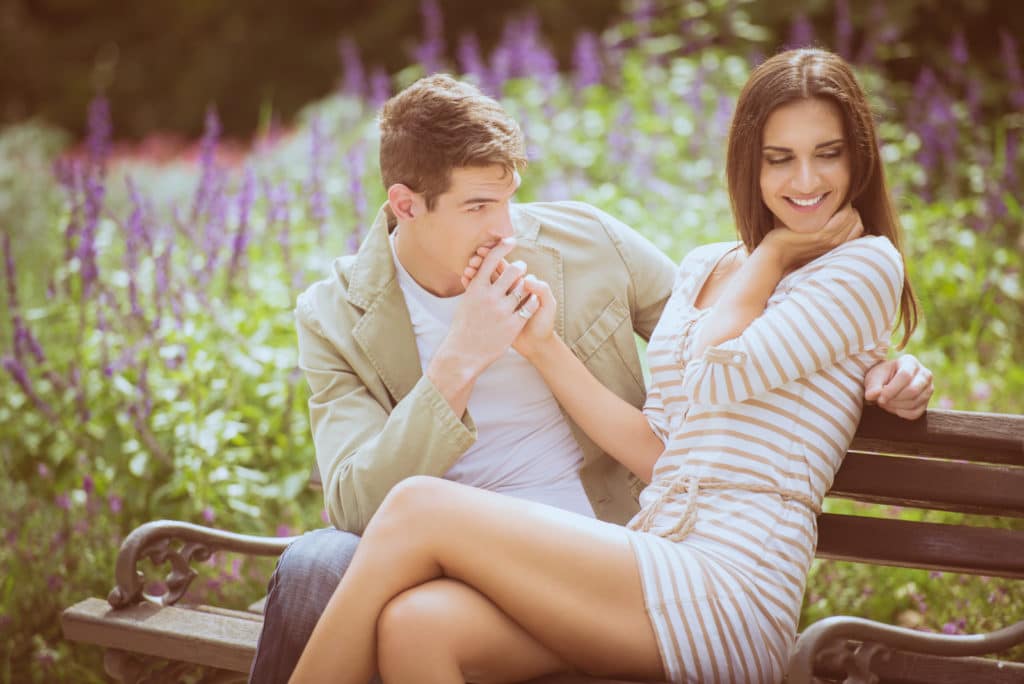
[290,48,917,684]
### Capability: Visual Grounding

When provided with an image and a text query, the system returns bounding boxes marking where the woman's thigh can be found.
[371,477,665,680]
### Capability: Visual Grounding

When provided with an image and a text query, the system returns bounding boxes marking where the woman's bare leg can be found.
[289,476,664,684]
[377,578,568,683]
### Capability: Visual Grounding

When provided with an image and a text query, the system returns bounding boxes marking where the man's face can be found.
[398,164,520,297]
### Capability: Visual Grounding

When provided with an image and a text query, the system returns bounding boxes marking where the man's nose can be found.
[491,205,515,238]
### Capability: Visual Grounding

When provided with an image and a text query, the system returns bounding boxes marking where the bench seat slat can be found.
[816,514,1024,579]
[61,597,259,673]
[830,452,1024,517]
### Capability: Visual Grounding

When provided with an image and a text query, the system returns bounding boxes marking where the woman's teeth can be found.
[788,194,825,207]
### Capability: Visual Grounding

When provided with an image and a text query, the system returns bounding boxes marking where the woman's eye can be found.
[468,204,486,213]
[765,157,790,165]
[819,150,842,159]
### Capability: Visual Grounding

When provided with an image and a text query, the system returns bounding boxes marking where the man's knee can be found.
[249,527,360,684]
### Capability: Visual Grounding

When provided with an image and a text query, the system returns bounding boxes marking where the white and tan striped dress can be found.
[625,236,903,684]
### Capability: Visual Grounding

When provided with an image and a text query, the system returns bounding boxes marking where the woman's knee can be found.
[374,475,449,530]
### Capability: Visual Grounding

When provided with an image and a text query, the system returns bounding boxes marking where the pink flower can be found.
[276,524,293,537]
[971,382,992,401]
[320,509,330,524]
[55,494,71,510]
[202,506,215,524]
[108,494,123,513]
[937,396,954,410]
[37,463,51,478]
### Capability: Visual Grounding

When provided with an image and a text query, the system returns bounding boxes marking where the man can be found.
[249,74,932,683]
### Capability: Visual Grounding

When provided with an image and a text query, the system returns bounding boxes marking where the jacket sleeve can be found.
[681,237,904,408]
[296,301,476,535]
[591,206,676,341]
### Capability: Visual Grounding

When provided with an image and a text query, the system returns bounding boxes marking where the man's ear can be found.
[387,184,421,222]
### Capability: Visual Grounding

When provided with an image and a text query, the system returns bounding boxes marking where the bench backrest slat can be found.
[816,513,1024,579]
[850,406,1024,464]
[830,451,1024,517]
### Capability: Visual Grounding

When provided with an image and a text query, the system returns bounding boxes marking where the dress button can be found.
[733,353,743,363]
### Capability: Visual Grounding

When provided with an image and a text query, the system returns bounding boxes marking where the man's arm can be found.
[297,311,476,536]
[864,355,934,419]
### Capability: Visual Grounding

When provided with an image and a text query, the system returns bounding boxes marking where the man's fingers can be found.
[494,259,527,294]
[472,238,516,287]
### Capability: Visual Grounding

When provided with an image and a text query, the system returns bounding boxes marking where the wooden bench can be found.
[62,406,1024,683]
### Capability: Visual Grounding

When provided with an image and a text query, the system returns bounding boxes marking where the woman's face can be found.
[759,97,851,233]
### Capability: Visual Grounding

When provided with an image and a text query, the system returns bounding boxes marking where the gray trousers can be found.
[248,527,363,684]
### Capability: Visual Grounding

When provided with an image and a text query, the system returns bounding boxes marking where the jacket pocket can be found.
[570,298,629,362]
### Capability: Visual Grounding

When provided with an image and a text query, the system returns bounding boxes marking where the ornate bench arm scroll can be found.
[788,615,1024,684]
[107,520,296,609]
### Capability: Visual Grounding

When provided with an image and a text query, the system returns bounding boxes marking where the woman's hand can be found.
[761,204,864,272]
[462,246,556,361]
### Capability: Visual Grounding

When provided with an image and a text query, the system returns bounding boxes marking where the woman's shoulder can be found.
[677,241,742,270]
[830,234,900,260]
[805,234,904,293]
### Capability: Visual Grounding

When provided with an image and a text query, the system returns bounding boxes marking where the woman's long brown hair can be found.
[726,48,918,348]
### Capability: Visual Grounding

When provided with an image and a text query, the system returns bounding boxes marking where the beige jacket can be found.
[295,201,676,535]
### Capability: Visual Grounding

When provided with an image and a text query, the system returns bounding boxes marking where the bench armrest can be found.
[108,520,297,609]
[787,615,1024,684]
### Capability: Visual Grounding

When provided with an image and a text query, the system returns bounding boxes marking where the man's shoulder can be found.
[294,254,357,330]
[515,200,613,230]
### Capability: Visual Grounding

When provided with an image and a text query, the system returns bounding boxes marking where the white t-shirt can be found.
[390,232,594,517]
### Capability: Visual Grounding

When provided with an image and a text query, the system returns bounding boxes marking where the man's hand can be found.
[864,355,934,420]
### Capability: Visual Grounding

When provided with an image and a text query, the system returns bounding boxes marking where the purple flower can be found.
[192,107,222,223]
[55,493,71,510]
[307,117,329,237]
[202,506,215,524]
[347,142,368,226]
[38,463,51,479]
[369,68,392,109]
[3,231,17,311]
[108,494,123,513]
[87,97,112,173]
[457,33,486,82]
[338,37,367,98]
[228,166,256,283]
[83,475,95,495]
[276,524,292,537]
[1002,30,1024,109]
[488,44,512,96]
[3,356,55,418]
[834,0,853,58]
[413,0,446,75]
[572,31,603,91]
[950,30,968,66]
[787,13,815,49]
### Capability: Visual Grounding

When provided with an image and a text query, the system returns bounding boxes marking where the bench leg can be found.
[103,649,247,684]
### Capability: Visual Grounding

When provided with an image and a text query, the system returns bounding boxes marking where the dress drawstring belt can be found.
[627,475,822,542]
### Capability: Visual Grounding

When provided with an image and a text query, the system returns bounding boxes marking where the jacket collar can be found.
[344,202,562,402]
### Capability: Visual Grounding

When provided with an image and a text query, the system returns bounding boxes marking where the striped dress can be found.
[624,236,903,684]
